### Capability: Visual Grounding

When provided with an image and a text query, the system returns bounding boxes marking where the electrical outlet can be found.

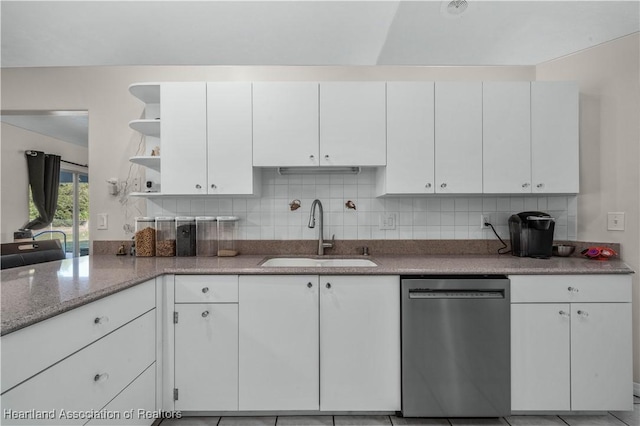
[132,177,141,193]
[481,214,491,229]
[607,212,625,231]
[379,213,398,230]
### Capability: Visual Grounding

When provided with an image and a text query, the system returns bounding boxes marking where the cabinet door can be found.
[207,82,256,195]
[571,303,633,411]
[253,82,320,166]
[319,275,401,411]
[531,81,579,193]
[238,276,319,410]
[435,82,483,193]
[161,82,208,195]
[174,303,238,411]
[380,82,435,195]
[511,303,570,411]
[483,82,532,193]
[319,82,386,166]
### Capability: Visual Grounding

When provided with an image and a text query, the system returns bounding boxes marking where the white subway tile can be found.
[399,212,413,226]
[468,197,483,212]
[274,226,288,240]
[426,198,441,212]
[357,226,372,239]
[425,211,440,226]
[523,197,538,211]
[510,197,524,212]
[343,226,358,239]
[454,198,469,211]
[441,198,455,212]
[482,197,497,212]
[496,197,510,212]
[455,211,469,226]
[548,196,567,211]
[441,212,455,226]
[568,196,578,216]
[537,197,548,210]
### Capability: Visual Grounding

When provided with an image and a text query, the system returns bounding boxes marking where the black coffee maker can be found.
[509,211,555,258]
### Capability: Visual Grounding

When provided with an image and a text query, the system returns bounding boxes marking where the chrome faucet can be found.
[308,199,334,255]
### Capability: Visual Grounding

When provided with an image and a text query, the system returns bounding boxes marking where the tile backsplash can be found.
[145,168,577,241]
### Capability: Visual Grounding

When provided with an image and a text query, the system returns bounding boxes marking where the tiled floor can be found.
[160,398,640,426]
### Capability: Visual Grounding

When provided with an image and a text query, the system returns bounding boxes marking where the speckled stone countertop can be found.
[1,254,633,336]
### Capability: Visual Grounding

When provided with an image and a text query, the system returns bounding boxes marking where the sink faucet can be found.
[308,199,334,255]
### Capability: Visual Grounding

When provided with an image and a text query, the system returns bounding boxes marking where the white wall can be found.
[0,123,88,242]
[537,33,640,384]
[0,65,536,243]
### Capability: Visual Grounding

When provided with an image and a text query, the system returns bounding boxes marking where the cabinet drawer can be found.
[1,310,156,425]
[510,275,632,303]
[1,279,155,394]
[175,275,238,303]
[86,363,156,425]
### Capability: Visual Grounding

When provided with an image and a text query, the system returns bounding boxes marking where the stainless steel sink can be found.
[261,257,377,267]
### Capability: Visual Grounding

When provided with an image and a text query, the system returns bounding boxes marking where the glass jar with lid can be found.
[155,217,176,257]
[217,216,239,257]
[176,216,196,257]
[196,217,217,257]
[134,217,155,257]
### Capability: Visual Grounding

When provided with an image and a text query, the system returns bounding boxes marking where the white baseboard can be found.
[634,382,640,397]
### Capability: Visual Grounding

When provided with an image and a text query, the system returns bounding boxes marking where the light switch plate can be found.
[379,213,398,230]
[607,212,624,231]
[97,213,108,230]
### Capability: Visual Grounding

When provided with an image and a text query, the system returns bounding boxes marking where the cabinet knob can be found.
[522,183,530,188]
[568,286,579,293]
[577,310,589,317]
[211,184,217,189]
[195,184,202,189]
[440,183,447,189]
[326,283,331,289]
[324,155,330,160]
[425,183,432,189]
[94,316,109,325]
[559,310,570,317]
[536,183,544,189]
[202,287,209,293]
[94,373,109,382]
[309,155,315,160]
[307,282,313,288]
[202,310,210,318]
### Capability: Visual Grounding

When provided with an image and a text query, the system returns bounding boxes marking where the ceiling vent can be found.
[441,0,470,18]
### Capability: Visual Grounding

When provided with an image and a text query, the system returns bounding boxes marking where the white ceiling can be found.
[0,112,89,147]
[1,1,638,68]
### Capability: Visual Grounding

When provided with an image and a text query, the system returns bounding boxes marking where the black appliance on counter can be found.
[509,211,555,258]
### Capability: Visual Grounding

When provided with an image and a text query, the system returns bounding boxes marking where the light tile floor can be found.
[160,397,640,426]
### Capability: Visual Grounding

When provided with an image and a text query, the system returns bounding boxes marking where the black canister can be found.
[176,217,196,256]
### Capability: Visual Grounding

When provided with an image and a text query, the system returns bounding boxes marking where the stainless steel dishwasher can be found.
[401,275,510,418]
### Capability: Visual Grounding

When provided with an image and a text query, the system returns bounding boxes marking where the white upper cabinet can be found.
[483,82,532,193]
[378,82,435,195]
[531,81,579,193]
[319,82,386,166]
[207,82,257,195]
[161,82,208,195]
[253,82,320,167]
[434,82,483,193]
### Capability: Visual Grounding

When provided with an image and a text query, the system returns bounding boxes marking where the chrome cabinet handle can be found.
[196,184,202,189]
[202,310,210,318]
[536,183,544,189]
[440,183,447,189]
[522,183,530,188]
[309,155,315,160]
[324,155,330,160]
[94,316,109,325]
[425,183,432,189]
[307,282,313,288]
[326,283,331,289]
[559,310,570,317]
[577,310,589,317]
[202,287,209,293]
[211,184,217,189]
[94,373,109,382]
[568,286,579,293]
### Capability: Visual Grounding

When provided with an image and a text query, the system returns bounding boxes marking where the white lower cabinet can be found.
[174,303,239,411]
[238,275,400,412]
[510,274,633,412]
[0,310,156,425]
[86,363,157,425]
[319,276,401,411]
[239,275,320,411]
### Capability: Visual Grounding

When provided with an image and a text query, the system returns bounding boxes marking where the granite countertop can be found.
[1,254,633,336]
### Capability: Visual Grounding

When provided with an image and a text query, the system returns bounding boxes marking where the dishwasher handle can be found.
[408,289,505,299]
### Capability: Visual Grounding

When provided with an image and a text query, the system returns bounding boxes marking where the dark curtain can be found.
[22,150,61,230]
